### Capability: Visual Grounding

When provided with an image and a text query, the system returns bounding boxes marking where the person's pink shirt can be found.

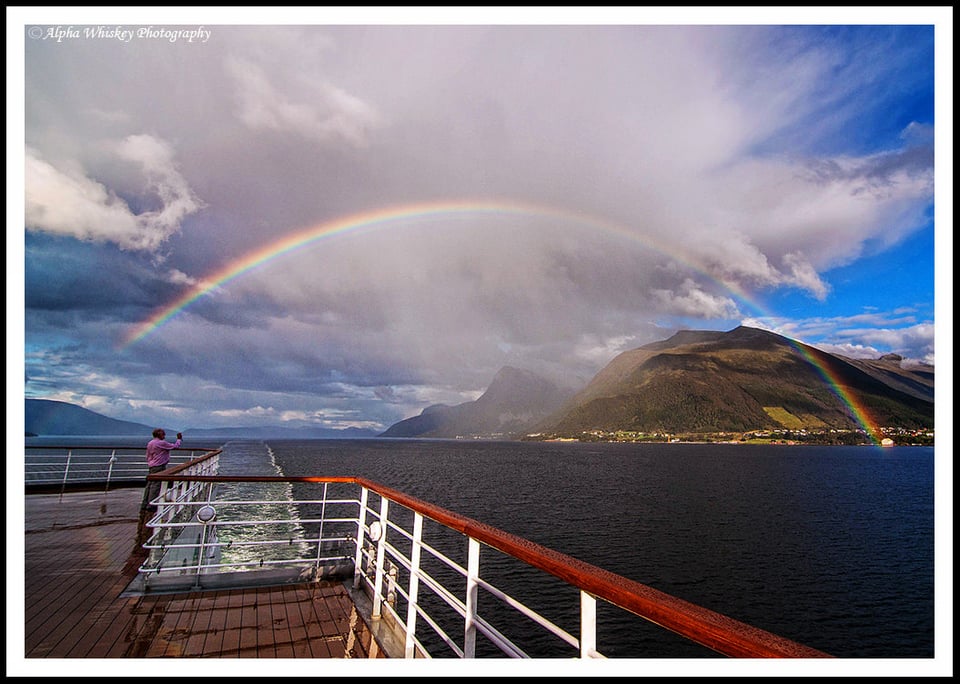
[146,437,181,468]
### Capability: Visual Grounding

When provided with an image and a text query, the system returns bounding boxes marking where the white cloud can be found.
[25,149,139,245]
[166,269,198,287]
[744,315,935,367]
[115,134,203,235]
[651,279,741,319]
[812,341,888,360]
[212,405,279,420]
[225,55,382,147]
[782,252,830,300]
[573,333,642,368]
[839,323,935,365]
[690,231,820,296]
[688,148,932,292]
[25,136,202,252]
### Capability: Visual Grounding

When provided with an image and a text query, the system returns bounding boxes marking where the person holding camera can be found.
[141,428,182,513]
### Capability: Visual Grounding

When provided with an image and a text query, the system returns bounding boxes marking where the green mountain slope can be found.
[538,326,934,439]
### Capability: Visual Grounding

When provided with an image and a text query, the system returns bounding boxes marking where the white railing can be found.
[25,445,217,489]
[135,478,596,657]
[139,485,354,586]
[351,488,593,659]
[132,472,833,659]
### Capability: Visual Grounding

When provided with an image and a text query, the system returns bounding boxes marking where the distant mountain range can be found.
[380,326,934,442]
[24,399,378,439]
[179,425,378,439]
[24,326,934,444]
[24,400,154,437]
[378,366,574,439]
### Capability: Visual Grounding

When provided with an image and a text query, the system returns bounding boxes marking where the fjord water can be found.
[40,436,929,658]
[245,439,934,659]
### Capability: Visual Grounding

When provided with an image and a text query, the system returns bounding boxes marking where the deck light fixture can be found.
[368,521,383,542]
[196,504,217,523]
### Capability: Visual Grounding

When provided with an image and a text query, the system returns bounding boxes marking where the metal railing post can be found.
[353,487,369,589]
[316,482,329,568]
[155,478,167,509]
[464,537,480,658]
[156,478,173,534]
[105,450,117,489]
[59,449,73,501]
[404,512,424,658]
[371,496,390,619]
[194,483,218,581]
[62,449,72,486]
[195,519,210,581]
[580,591,598,658]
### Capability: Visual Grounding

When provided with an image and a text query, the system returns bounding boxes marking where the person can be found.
[142,428,182,513]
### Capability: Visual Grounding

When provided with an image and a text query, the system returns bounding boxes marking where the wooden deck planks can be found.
[22,489,385,660]
[286,587,314,658]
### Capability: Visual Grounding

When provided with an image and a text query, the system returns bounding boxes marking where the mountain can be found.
[841,353,934,402]
[24,399,378,439]
[182,425,378,439]
[535,326,934,439]
[24,327,935,443]
[379,366,575,439]
[25,399,154,436]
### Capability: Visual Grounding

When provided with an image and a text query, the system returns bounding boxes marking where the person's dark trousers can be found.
[136,464,168,550]
[141,464,168,513]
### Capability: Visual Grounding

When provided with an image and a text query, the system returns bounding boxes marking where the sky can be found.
[9,7,953,435]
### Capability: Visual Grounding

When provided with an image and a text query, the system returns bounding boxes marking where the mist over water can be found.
[245,439,934,659]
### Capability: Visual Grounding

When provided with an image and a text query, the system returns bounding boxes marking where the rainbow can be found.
[785,338,884,445]
[118,198,882,443]
[118,198,761,348]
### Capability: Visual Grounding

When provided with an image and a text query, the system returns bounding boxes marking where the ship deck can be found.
[21,488,386,662]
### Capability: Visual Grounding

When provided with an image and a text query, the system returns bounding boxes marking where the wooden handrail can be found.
[146,472,832,658]
[156,448,223,475]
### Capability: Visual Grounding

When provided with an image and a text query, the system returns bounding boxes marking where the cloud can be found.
[835,322,935,365]
[374,386,401,403]
[25,148,140,246]
[114,134,204,236]
[651,279,741,319]
[225,55,382,147]
[682,142,932,297]
[782,252,829,300]
[743,314,935,367]
[572,333,650,369]
[18,22,939,431]
[25,135,202,252]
